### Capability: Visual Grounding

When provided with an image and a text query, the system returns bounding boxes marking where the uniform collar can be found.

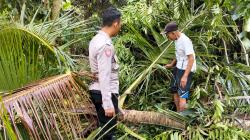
[98,30,112,45]
[99,30,111,39]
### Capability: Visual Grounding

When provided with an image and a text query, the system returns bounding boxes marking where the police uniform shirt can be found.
[88,30,119,110]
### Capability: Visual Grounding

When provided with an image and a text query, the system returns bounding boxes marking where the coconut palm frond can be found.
[0,12,95,92]
[0,27,65,92]
[0,27,53,91]
[1,73,97,140]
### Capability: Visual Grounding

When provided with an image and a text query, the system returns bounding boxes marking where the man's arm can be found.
[180,54,194,88]
[97,45,115,117]
[165,58,177,68]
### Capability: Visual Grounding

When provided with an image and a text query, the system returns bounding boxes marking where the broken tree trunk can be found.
[120,110,186,130]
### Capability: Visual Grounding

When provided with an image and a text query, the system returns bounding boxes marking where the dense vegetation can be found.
[0,0,249,139]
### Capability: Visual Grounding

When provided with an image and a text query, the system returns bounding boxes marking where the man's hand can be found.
[165,59,176,69]
[165,63,174,68]
[180,76,188,89]
[119,108,125,115]
[105,108,115,117]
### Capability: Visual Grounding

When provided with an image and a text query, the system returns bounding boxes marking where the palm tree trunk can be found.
[120,110,186,130]
[51,0,62,20]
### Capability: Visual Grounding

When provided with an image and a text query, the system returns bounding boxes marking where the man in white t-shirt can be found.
[161,22,196,112]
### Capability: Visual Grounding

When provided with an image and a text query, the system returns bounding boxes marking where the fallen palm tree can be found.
[0,72,186,139]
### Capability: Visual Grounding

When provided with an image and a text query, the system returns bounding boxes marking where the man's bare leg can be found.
[179,97,186,112]
[174,93,180,112]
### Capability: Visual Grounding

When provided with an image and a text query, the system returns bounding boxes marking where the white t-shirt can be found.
[174,33,196,72]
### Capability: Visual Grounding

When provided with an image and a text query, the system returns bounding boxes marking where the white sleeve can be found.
[97,45,114,110]
[184,38,194,56]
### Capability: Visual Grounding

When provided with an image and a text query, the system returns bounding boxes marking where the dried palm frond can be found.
[2,73,97,140]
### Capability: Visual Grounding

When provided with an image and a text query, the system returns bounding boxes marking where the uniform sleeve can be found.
[184,38,195,56]
[97,44,114,110]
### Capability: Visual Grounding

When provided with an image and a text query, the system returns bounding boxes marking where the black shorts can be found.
[170,68,193,99]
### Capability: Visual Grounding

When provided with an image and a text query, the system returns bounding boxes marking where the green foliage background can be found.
[0,0,249,139]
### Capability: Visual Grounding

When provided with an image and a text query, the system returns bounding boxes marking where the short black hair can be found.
[102,7,121,27]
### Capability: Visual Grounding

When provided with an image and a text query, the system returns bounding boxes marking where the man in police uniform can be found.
[88,7,122,140]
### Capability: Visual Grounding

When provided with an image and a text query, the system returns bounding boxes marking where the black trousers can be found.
[89,90,119,140]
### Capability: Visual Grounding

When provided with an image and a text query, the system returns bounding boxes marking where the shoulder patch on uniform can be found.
[104,47,112,57]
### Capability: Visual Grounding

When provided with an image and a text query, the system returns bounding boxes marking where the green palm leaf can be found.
[0,12,95,92]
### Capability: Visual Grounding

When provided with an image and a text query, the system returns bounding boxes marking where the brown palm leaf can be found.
[2,73,97,140]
